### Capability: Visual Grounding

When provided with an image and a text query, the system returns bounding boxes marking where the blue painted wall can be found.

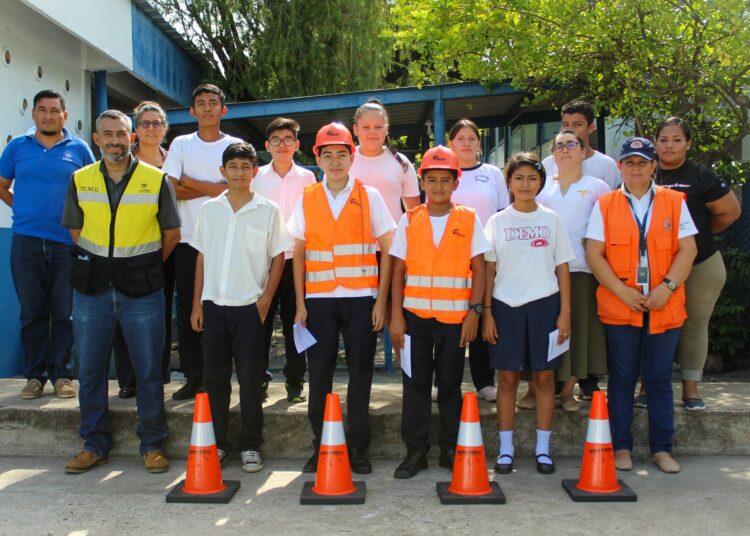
[0,228,23,377]
[130,4,202,106]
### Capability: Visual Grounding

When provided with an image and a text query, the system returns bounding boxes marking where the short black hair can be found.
[222,142,257,167]
[192,84,226,106]
[33,89,65,111]
[266,117,300,138]
[561,100,595,125]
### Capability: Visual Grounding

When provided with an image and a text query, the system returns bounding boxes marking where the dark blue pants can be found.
[10,233,74,383]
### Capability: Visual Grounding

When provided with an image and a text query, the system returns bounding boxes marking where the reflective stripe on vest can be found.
[403,297,470,312]
[190,421,217,447]
[405,275,471,289]
[457,421,484,448]
[333,243,377,256]
[585,419,612,445]
[306,250,334,262]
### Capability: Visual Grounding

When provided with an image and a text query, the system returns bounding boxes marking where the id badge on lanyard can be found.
[628,190,654,288]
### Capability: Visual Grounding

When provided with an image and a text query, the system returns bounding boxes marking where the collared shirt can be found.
[190,191,293,306]
[0,127,95,244]
[287,175,396,299]
[253,161,316,259]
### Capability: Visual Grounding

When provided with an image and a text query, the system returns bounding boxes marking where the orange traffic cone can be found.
[166,392,241,504]
[437,393,505,505]
[301,393,366,504]
[562,391,636,502]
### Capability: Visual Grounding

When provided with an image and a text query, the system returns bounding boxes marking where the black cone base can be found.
[166,479,241,504]
[562,479,637,502]
[300,481,366,505]
[436,481,506,505]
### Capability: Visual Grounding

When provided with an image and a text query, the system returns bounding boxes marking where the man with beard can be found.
[0,90,95,399]
[61,110,181,474]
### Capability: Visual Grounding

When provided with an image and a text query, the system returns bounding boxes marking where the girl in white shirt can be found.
[483,152,574,476]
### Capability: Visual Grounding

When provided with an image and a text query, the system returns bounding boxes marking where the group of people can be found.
[0,86,739,479]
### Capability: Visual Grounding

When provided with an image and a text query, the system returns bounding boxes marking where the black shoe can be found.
[348,447,372,474]
[285,383,306,403]
[172,379,203,400]
[438,449,455,470]
[494,454,513,474]
[536,453,555,475]
[118,387,136,399]
[302,452,318,473]
[394,451,428,479]
[578,376,600,400]
[261,380,269,402]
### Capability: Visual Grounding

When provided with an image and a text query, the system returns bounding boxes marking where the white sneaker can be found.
[431,386,438,402]
[478,385,497,402]
[217,448,229,467]
[240,449,264,473]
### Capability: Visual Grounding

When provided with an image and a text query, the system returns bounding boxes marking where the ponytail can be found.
[355,98,409,173]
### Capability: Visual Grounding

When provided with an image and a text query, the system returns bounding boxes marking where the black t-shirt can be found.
[655,159,731,264]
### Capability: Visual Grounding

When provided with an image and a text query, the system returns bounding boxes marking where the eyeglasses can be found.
[268,136,296,147]
[137,120,165,129]
[553,141,581,152]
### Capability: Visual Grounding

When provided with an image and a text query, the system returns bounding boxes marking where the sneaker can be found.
[633,395,647,408]
[683,397,706,411]
[20,379,44,399]
[172,379,203,400]
[54,378,76,398]
[261,380,269,402]
[217,448,230,467]
[143,450,169,473]
[241,449,264,473]
[431,386,438,403]
[65,450,108,474]
[286,383,307,403]
[477,385,497,402]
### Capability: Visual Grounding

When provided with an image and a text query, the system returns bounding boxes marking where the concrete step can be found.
[1,375,748,460]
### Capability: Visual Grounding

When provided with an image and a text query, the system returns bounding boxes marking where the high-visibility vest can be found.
[74,161,163,258]
[302,180,378,293]
[597,186,687,334]
[403,204,474,324]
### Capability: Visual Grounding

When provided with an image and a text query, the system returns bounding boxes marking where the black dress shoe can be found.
[494,454,513,474]
[118,387,136,399]
[348,447,372,474]
[302,452,318,473]
[536,453,555,475]
[172,379,203,400]
[394,451,428,479]
[438,449,455,470]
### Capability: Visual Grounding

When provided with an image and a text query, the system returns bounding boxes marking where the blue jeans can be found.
[73,288,167,456]
[10,233,74,383]
[605,321,680,454]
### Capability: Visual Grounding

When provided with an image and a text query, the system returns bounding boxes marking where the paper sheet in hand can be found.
[548,329,570,362]
[293,322,317,353]
[400,335,412,378]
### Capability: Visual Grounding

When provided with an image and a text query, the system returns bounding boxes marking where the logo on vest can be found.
[503,226,551,242]
[138,182,151,193]
[349,197,361,206]
[452,227,466,238]
[79,186,99,192]
[663,218,673,231]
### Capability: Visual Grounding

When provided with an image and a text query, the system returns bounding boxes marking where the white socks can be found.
[536,429,552,463]
[498,430,514,460]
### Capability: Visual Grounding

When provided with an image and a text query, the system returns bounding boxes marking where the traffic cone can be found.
[562,391,637,502]
[437,393,505,505]
[166,392,241,504]
[300,393,366,505]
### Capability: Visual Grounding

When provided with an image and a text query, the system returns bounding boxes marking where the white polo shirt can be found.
[191,191,293,306]
[287,176,396,299]
[253,161,316,259]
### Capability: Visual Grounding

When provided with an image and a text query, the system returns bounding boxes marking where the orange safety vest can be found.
[403,204,475,324]
[597,186,687,334]
[303,180,378,294]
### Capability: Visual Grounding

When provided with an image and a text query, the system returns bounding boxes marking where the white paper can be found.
[547,329,570,362]
[400,334,412,378]
[293,321,317,353]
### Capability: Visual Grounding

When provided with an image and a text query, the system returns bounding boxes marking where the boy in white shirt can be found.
[254,117,316,403]
[288,123,395,475]
[190,142,292,472]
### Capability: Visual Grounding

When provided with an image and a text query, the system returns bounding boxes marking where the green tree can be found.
[153,0,393,101]
[389,0,750,162]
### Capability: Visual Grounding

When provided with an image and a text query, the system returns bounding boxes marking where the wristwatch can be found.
[661,278,678,291]
[468,303,484,314]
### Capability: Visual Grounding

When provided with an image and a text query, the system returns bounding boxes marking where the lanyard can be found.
[625,189,654,258]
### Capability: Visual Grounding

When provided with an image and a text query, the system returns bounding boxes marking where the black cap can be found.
[618,137,655,161]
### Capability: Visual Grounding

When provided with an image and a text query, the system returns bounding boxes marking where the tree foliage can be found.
[153,0,393,101]
[389,0,750,162]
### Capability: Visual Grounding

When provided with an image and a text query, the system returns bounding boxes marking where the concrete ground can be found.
[0,455,747,536]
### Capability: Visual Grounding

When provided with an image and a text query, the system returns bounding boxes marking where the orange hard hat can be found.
[313,122,356,156]
[418,145,462,178]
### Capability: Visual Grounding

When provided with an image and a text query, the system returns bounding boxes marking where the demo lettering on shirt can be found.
[504,225,551,247]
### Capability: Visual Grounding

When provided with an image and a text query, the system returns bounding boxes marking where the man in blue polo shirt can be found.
[0,89,95,399]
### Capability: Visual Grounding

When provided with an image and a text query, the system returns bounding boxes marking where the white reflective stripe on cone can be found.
[190,421,216,447]
[321,420,346,446]
[333,243,376,256]
[585,419,612,444]
[456,421,484,447]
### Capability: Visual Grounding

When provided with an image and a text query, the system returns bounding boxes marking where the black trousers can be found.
[468,315,495,390]
[173,244,203,382]
[306,296,376,451]
[202,301,265,452]
[261,259,306,387]
[401,310,465,454]
[114,252,175,388]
